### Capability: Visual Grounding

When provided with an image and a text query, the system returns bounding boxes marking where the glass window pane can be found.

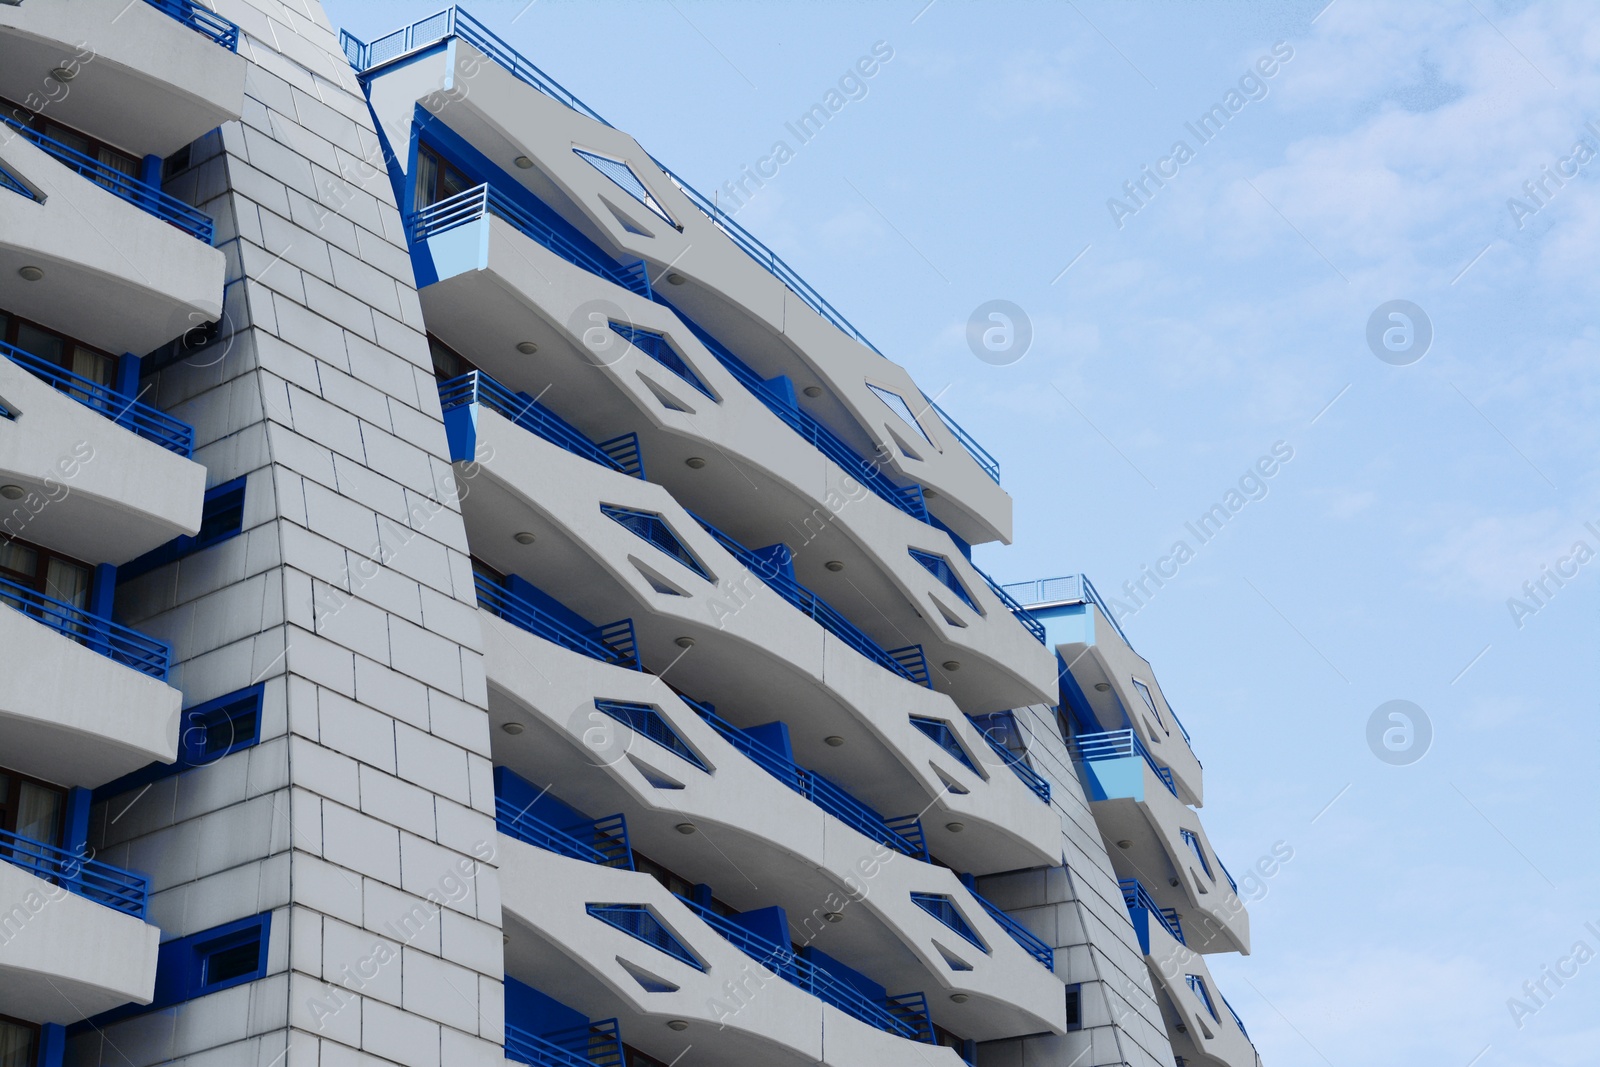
[0,1018,38,1067]
[45,557,89,608]
[440,159,471,201]
[15,322,64,367]
[15,780,63,845]
[415,148,439,209]
[41,122,92,158]
[0,541,38,580]
[99,147,138,178]
[69,345,114,388]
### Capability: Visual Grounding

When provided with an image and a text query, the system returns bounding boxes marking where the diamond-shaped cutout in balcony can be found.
[866,383,933,444]
[575,148,676,227]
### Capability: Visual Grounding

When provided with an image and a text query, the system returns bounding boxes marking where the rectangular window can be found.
[415,144,473,210]
[1065,984,1082,1030]
[0,1014,38,1067]
[118,477,246,581]
[0,766,67,846]
[185,913,271,998]
[428,334,477,382]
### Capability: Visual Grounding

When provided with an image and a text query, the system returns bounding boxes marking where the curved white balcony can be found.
[500,836,969,1067]
[1125,887,1259,1067]
[0,596,179,786]
[414,204,1056,712]
[459,404,1060,873]
[1077,738,1248,956]
[0,842,158,1022]
[1028,578,1203,806]
[0,0,245,159]
[359,19,1010,548]
[0,353,204,565]
[483,615,1065,1039]
[0,130,224,356]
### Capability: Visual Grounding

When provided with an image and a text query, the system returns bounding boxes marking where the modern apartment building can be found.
[0,3,1261,1067]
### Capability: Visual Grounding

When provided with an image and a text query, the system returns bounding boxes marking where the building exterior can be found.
[0,3,1261,1067]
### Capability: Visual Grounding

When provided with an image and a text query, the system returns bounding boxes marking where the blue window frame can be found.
[909,716,978,774]
[585,904,703,970]
[119,477,246,581]
[1180,828,1214,879]
[1065,984,1082,1030]
[608,323,714,399]
[600,505,710,580]
[908,549,978,611]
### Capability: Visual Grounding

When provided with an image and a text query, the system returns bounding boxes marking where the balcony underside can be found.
[0,359,205,564]
[499,835,969,1067]
[0,138,225,356]
[0,0,245,158]
[0,606,180,787]
[1135,912,1259,1067]
[0,860,159,1023]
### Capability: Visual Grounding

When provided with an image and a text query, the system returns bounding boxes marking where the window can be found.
[428,334,477,382]
[865,383,933,444]
[1132,678,1164,728]
[0,536,92,609]
[0,96,141,191]
[0,1015,38,1067]
[1065,985,1082,1030]
[415,143,474,210]
[0,768,66,847]
[119,478,246,581]
[573,148,676,227]
[1180,829,1214,880]
[600,505,710,580]
[0,307,117,389]
[187,914,271,997]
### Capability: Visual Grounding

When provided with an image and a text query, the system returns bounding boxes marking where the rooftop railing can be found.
[1002,573,1132,647]
[682,694,929,861]
[495,795,633,870]
[1074,727,1178,798]
[142,0,241,51]
[341,6,1002,484]
[926,398,1000,484]
[689,513,930,688]
[677,894,935,1044]
[0,827,149,919]
[0,116,214,243]
[439,370,641,477]
[0,575,171,680]
[408,182,651,298]
[474,573,639,671]
[3,340,195,455]
[1120,877,1184,947]
[504,1018,623,1067]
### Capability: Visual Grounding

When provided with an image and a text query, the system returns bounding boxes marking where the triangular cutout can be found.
[631,557,688,597]
[638,371,695,413]
[931,594,968,628]
[628,753,686,790]
[575,147,676,226]
[616,955,680,993]
[866,383,933,444]
[599,194,657,238]
[885,423,925,462]
[931,763,970,795]
[933,939,974,971]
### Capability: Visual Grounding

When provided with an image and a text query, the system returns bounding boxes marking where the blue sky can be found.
[326,1,1600,1063]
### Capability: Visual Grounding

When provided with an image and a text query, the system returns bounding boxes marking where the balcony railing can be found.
[142,0,241,50]
[495,795,632,870]
[439,370,641,477]
[3,341,195,455]
[969,720,1051,803]
[0,575,171,680]
[1220,991,1251,1038]
[1074,727,1178,799]
[586,903,702,970]
[688,512,930,688]
[0,116,214,243]
[1001,573,1131,648]
[1120,878,1184,946]
[671,312,930,523]
[961,877,1054,971]
[682,694,929,861]
[926,398,1000,484]
[408,182,650,298]
[677,894,935,1044]
[474,573,638,670]
[0,161,35,201]
[504,1019,623,1067]
[0,828,149,919]
[973,566,1046,644]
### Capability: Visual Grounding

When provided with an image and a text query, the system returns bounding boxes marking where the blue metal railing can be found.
[3,340,195,455]
[909,715,977,773]
[910,892,985,952]
[0,162,35,201]
[142,0,241,50]
[973,567,1047,644]
[504,1019,623,1067]
[969,718,1051,802]
[1186,974,1219,1021]
[676,895,935,1044]
[438,371,637,477]
[474,574,639,670]
[0,116,214,242]
[926,398,1000,484]
[1220,991,1250,1038]
[1221,859,1238,895]
[688,513,931,688]
[592,699,707,770]
[681,694,929,860]
[0,828,149,919]
[0,575,171,680]
[408,183,650,298]
[585,903,703,970]
[1120,878,1184,946]
[1074,728,1178,798]
[1001,573,1131,647]
[495,796,632,870]
[962,879,1054,971]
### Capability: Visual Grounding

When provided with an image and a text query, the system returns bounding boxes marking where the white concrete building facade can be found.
[0,4,1262,1067]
